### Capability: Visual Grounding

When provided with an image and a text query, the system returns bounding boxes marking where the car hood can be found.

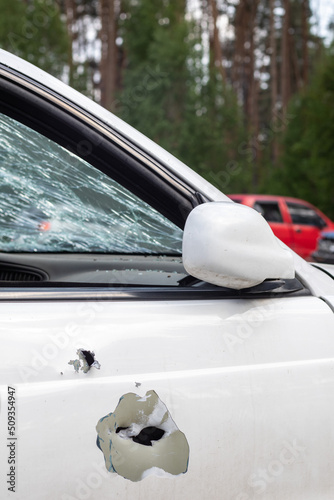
[312,263,334,279]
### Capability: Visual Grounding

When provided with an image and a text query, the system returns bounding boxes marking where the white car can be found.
[0,49,334,500]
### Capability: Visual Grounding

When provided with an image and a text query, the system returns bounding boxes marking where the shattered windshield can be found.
[0,113,183,254]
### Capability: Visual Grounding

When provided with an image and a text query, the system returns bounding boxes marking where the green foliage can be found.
[274,49,334,218]
[118,0,191,148]
[185,71,252,194]
[118,0,251,194]
[0,0,69,78]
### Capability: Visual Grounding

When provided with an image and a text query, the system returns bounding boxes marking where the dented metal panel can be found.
[96,390,189,481]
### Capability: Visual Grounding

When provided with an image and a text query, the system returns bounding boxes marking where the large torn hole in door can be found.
[96,390,189,482]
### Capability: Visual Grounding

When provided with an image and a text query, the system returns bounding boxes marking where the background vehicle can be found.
[0,50,334,500]
[229,194,334,260]
[312,230,334,264]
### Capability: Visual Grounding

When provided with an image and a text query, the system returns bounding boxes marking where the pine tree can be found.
[61,0,100,96]
[99,0,118,110]
[116,0,250,194]
[117,0,196,154]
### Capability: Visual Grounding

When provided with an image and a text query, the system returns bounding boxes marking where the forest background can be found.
[0,0,333,217]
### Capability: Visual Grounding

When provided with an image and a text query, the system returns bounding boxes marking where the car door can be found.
[285,201,327,259]
[252,198,294,248]
[1,58,334,500]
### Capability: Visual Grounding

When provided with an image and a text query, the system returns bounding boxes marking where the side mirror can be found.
[182,202,295,290]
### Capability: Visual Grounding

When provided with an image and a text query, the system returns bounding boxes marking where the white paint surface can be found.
[1,295,334,499]
[183,202,294,288]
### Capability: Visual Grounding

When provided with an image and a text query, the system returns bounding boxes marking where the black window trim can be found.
[0,282,310,302]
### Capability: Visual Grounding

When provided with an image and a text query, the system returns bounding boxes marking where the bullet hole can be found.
[96,390,189,482]
[116,426,165,446]
[81,350,95,367]
[115,426,128,433]
[68,348,101,373]
[133,426,165,446]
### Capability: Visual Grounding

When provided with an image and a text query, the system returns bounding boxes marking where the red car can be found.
[229,194,334,260]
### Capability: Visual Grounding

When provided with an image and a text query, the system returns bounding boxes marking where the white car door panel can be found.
[1,296,333,499]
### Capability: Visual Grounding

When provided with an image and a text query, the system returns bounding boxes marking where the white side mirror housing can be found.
[182,202,295,290]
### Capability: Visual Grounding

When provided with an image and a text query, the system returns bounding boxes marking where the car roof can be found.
[230,194,334,225]
[230,194,322,206]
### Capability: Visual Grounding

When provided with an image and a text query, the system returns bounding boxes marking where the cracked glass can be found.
[0,113,183,254]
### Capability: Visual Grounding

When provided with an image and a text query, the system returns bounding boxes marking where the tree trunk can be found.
[64,0,76,87]
[99,0,117,111]
[281,0,291,117]
[246,1,257,124]
[232,0,246,94]
[302,0,309,86]
[269,0,279,163]
[209,0,225,81]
